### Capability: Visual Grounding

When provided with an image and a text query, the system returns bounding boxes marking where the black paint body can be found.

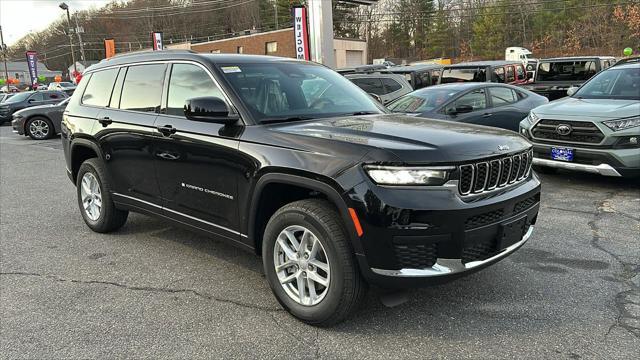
[61,52,541,288]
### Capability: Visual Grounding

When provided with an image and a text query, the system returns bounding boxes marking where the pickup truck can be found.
[525,56,616,100]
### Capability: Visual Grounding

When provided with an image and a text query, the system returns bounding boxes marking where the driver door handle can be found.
[482,113,493,118]
[157,124,177,137]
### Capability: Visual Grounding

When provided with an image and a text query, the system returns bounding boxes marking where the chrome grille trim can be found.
[458,150,533,196]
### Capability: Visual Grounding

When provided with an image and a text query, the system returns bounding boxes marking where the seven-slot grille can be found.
[531,119,604,144]
[458,150,533,196]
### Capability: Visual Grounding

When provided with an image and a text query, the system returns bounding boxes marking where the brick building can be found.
[190,28,367,68]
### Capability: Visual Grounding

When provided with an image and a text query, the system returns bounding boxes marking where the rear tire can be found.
[26,117,55,140]
[76,158,128,233]
[262,199,367,326]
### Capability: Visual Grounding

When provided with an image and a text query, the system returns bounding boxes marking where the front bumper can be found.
[531,143,640,178]
[11,117,25,135]
[349,173,541,288]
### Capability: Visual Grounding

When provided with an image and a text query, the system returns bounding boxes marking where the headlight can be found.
[525,111,539,124]
[603,117,640,131]
[365,165,452,186]
[12,114,23,119]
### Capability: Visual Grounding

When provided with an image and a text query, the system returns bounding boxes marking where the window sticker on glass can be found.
[221,66,242,73]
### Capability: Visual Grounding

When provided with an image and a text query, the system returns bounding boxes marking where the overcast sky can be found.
[1,0,111,46]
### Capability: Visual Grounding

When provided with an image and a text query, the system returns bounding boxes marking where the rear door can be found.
[93,64,166,210]
[43,91,65,105]
[486,86,523,131]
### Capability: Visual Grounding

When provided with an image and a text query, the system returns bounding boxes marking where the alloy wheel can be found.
[273,225,331,306]
[29,119,49,139]
[80,172,102,221]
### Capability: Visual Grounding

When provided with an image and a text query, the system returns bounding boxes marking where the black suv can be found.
[62,51,541,326]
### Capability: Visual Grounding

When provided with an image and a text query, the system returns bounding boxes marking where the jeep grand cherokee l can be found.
[62,52,541,326]
[520,62,639,178]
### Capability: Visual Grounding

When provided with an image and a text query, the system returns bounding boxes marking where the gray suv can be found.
[345,73,413,105]
[519,62,639,178]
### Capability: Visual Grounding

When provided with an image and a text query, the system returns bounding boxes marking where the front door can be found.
[442,88,490,125]
[152,62,246,243]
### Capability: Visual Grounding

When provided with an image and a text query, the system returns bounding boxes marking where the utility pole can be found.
[73,13,85,62]
[0,25,9,83]
[59,2,77,75]
[274,1,278,29]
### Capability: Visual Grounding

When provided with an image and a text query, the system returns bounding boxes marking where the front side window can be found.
[490,87,518,106]
[120,64,166,112]
[82,68,118,107]
[446,89,487,112]
[217,62,382,123]
[166,63,224,116]
[493,67,505,83]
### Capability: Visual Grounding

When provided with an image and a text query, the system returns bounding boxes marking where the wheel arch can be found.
[248,173,363,256]
[69,139,105,183]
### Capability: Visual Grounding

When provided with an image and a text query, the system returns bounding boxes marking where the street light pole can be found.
[0,25,9,83]
[59,2,77,76]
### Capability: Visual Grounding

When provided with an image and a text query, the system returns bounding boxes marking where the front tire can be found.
[76,158,128,233]
[26,117,54,140]
[262,199,367,326]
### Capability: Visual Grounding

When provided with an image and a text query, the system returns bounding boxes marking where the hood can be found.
[534,97,640,119]
[271,114,530,164]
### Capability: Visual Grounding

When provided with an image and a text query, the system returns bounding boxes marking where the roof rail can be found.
[98,49,197,63]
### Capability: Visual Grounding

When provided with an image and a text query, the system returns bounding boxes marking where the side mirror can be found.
[447,104,473,115]
[184,96,238,124]
[28,98,36,103]
[368,93,382,103]
[566,86,579,97]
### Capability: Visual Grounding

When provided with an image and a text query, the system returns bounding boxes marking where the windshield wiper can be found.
[260,116,314,124]
[341,111,380,116]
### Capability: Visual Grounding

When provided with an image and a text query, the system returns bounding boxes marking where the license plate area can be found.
[498,216,527,250]
[551,147,574,161]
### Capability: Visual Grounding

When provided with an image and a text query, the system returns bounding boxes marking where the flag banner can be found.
[25,51,38,86]
[104,39,115,59]
[293,6,310,60]
[151,32,164,51]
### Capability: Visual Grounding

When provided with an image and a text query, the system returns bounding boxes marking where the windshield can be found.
[440,68,486,83]
[387,88,461,113]
[216,62,383,123]
[536,60,597,82]
[4,92,31,103]
[574,67,640,100]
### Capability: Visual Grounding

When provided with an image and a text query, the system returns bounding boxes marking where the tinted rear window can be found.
[120,64,166,112]
[536,60,598,82]
[82,68,118,107]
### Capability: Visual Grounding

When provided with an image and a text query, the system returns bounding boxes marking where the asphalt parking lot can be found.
[0,125,638,359]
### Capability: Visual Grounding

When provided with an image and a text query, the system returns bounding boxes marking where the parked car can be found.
[526,56,616,100]
[1,85,19,93]
[48,81,77,95]
[0,90,68,125]
[11,98,69,139]
[387,64,444,90]
[345,73,413,104]
[520,62,639,178]
[440,61,529,85]
[62,51,540,325]
[387,83,547,132]
[0,93,15,103]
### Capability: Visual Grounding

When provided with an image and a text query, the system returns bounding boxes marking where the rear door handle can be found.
[98,116,112,127]
[157,125,177,137]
